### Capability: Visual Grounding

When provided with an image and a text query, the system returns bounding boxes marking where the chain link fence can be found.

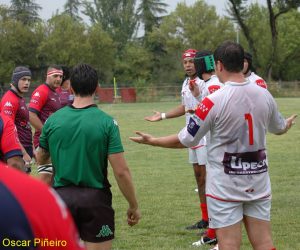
[0,81,299,103]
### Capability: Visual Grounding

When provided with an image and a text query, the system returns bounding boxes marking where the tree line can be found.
[0,0,299,88]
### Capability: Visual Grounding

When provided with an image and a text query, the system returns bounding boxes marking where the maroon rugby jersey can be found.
[0,114,22,161]
[0,89,32,148]
[29,83,61,147]
[56,86,74,107]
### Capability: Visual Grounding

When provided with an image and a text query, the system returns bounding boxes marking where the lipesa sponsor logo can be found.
[222,149,268,175]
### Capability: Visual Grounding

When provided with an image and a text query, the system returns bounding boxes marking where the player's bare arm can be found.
[19,143,32,163]
[7,156,24,171]
[29,111,43,130]
[130,131,186,148]
[144,105,185,121]
[36,147,50,165]
[108,152,141,226]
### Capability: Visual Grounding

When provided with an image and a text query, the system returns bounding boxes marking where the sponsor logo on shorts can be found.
[222,149,268,175]
[96,225,113,238]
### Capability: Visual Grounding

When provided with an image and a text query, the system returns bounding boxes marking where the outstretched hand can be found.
[286,114,297,130]
[144,111,161,122]
[129,131,154,145]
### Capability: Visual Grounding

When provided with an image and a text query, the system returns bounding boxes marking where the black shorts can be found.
[55,186,115,243]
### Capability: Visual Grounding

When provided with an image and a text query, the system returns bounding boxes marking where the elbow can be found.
[114,167,131,180]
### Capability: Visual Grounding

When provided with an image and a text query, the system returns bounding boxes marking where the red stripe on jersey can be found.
[256,79,267,89]
[208,85,221,94]
[195,97,214,121]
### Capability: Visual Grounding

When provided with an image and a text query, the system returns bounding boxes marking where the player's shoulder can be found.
[32,83,49,94]
[249,72,267,89]
[1,90,19,104]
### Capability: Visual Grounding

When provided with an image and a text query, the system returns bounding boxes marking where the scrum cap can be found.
[194,50,215,79]
[182,49,197,60]
[11,66,31,92]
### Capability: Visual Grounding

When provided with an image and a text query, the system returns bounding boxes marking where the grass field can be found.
[98,98,300,250]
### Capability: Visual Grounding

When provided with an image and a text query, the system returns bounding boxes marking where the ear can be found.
[216,60,223,72]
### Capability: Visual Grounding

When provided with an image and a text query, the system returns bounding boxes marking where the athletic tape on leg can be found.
[37,164,53,174]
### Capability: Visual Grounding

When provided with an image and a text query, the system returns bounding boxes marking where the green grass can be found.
[98,98,300,250]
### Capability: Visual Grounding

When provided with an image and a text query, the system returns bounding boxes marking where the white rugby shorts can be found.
[188,146,207,165]
[207,196,271,229]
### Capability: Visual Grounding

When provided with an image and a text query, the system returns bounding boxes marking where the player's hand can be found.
[23,152,32,163]
[127,207,141,226]
[130,131,154,145]
[286,114,297,130]
[189,79,201,98]
[144,111,162,122]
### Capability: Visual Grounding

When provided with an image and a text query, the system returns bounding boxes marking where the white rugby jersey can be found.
[202,75,224,98]
[178,80,286,201]
[247,72,267,89]
[181,76,206,147]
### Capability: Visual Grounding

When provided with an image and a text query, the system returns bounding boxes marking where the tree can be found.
[0,4,10,21]
[86,23,116,83]
[265,0,300,79]
[9,0,41,25]
[81,0,137,51]
[36,15,88,67]
[63,0,82,21]
[149,0,235,84]
[227,0,300,80]
[137,0,168,36]
[114,42,153,84]
[227,0,260,67]
[0,19,40,84]
[275,9,300,80]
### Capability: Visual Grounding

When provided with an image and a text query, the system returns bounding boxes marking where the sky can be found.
[0,0,266,21]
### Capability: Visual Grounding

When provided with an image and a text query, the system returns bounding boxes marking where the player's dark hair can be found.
[70,63,98,97]
[47,64,62,72]
[214,41,244,73]
[61,66,70,84]
[244,51,255,74]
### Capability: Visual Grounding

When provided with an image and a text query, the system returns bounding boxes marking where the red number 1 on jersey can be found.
[244,113,254,145]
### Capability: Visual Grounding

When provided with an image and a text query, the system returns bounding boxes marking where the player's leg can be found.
[36,146,54,185]
[186,147,208,230]
[206,197,244,249]
[38,172,53,186]
[215,222,242,250]
[56,186,115,250]
[85,241,112,250]
[243,198,275,250]
[195,146,209,227]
